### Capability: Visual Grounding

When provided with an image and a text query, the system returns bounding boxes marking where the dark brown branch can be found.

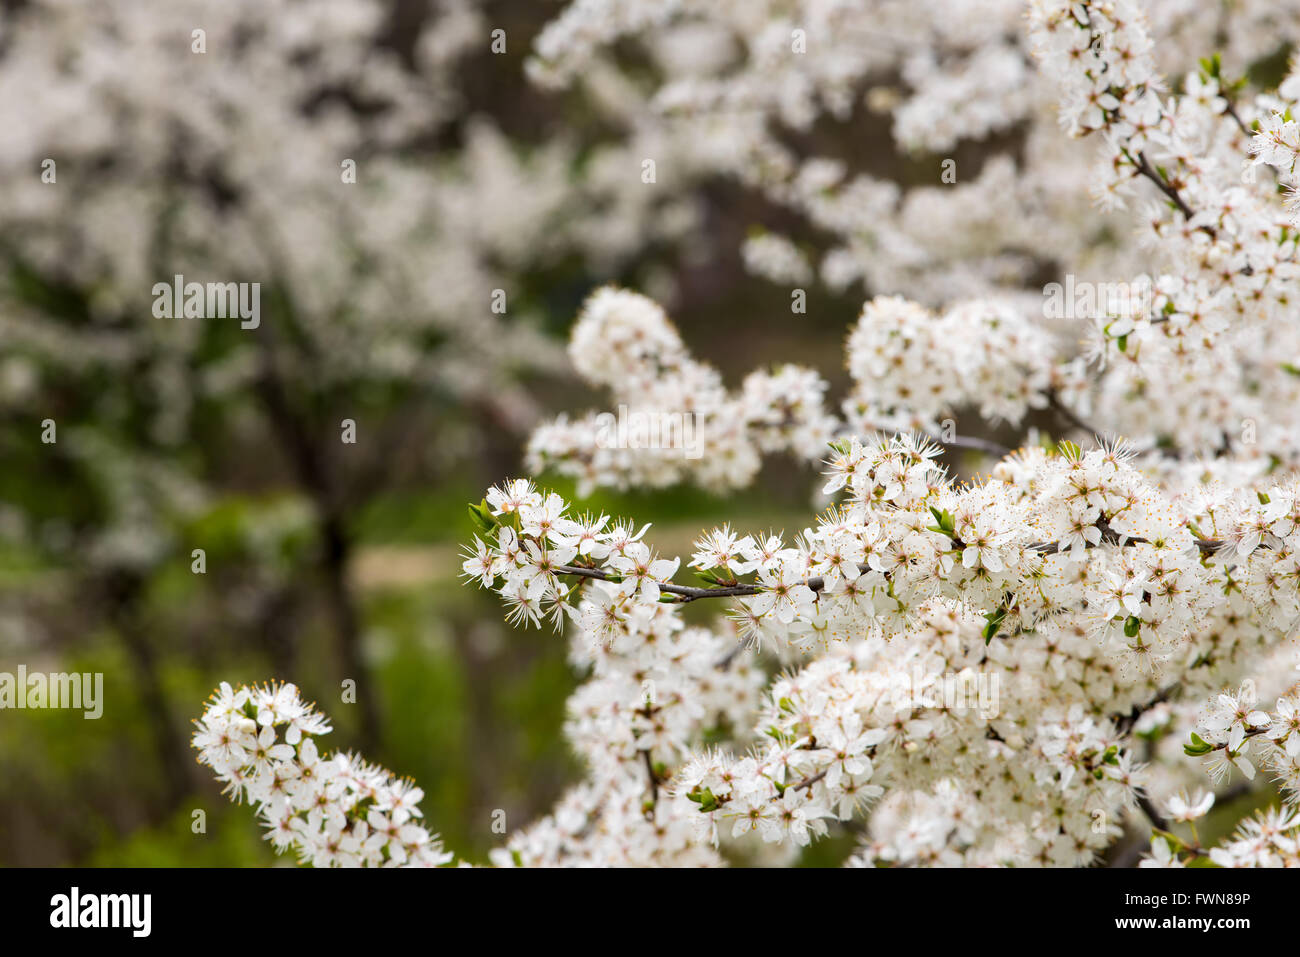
[1028,522,1223,557]
[1132,150,1211,235]
[1223,101,1252,139]
[1046,391,1104,439]
[862,421,1011,459]
[553,564,768,602]
[553,523,1232,604]
[784,768,828,796]
[714,641,748,670]
[936,433,1013,458]
[1112,684,1177,736]
[642,748,660,813]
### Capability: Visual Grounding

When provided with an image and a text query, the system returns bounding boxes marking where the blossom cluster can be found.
[524,0,1300,471]
[525,287,837,494]
[1137,725,1300,865]
[1189,681,1300,798]
[528,0,1300,311]
[1027,0,1300,462]
[530,285,1091,498]
[1249,71,1300,218]
[460,419,1300,865]
[843,295,1066,433]
[192,682,453,867]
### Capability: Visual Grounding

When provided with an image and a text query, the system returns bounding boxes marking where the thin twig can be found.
[1222,100,1252,139]
[862,420,1011,459]
[783,768,828,796]
[1046,391,1104,439]
[937,432,1013,458]
[642,748,659,812]
[1133,150,1212,236]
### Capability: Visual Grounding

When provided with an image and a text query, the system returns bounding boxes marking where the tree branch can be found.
[1046,391,1104,440]
[552,523,1230,604]
[1132,150,1211,236]
[861,421,1011,459]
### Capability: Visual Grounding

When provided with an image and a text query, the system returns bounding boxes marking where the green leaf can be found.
[1153,829,1184,852]
[928,506,956,536]
[466,499,496,534]
[1124,615,1141,638]
[1183,732,1214,756]
[693,569,739,586]
[983,607,1008,645]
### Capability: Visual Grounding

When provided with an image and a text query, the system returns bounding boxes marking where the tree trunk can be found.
[319,509,381,750]
[105,575,195,809]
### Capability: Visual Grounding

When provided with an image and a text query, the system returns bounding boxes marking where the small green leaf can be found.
[1153,829,1185,852]
[928,506,956,536]
[467,500,496,534]
[983,607,1008,645]
[1057,439,1082,461]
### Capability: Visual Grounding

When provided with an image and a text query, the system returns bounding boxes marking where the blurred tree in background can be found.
[0,0,864,866]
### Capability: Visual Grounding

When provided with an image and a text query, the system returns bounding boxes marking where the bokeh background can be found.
[0,0,1283,866]
[0,0,860,866]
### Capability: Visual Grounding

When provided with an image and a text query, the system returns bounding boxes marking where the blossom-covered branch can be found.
[193,682,453,867]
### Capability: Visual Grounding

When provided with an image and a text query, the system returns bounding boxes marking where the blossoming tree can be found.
[194,0,1300,866]
[0,0,695,793]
